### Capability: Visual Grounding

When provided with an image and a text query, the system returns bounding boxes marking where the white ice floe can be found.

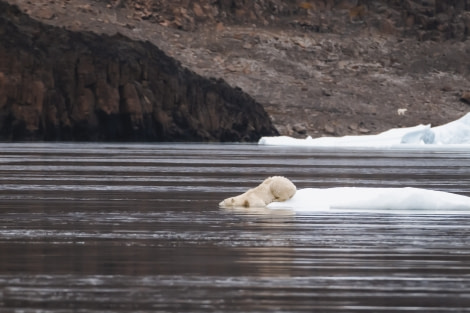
[268,187,470,212]
[259,112,470,148]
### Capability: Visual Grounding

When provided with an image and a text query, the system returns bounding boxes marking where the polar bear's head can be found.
[269,176,296,202]
[219,176,296,208]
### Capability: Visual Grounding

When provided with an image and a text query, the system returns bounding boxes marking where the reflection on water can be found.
[0,143,470,312]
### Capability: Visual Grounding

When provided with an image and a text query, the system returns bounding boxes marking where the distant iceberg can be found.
[259,112,470,147]
[268,187,470,212]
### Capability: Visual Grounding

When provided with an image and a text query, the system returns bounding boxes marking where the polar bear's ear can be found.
[219,197,235,207]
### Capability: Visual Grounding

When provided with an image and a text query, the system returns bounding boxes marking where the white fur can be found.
[397,108,407,116]
[219,176,296,208]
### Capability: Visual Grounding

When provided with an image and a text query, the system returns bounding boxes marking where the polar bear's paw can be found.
[219,176,296,208]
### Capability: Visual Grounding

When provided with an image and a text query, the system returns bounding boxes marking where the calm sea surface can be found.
[0,143,470,312]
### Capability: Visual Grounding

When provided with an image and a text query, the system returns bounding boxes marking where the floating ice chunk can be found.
[259,125,431,147]
[259,112,470,147]
[400,125,434,144]
[268,187,470,212]
[432,112,470,144]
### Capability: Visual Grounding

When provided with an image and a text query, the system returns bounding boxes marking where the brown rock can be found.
[12,105,40,132]
[324,125,335,134]
[292,123,307,135]
[298,2,314,10]
[193,3,204,18]
[215,22,225,32]
[0,72,6,108]
[95,79,120,115]
[77,56,96,87]
[380,18,397,35]
[461,91,470,104]
[235,9,246,18]
[121,82,142,116]
[30,80,45,111]
[348,123,358,131]
[35,8,55,20]
[77,4,93,13]
[73,88,95,121]
[0,1,277,141]
[107,60,120,88]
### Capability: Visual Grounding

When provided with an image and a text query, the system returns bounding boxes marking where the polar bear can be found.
[219,176,296,208]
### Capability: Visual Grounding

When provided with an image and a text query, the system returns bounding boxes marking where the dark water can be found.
[1,143,470,312]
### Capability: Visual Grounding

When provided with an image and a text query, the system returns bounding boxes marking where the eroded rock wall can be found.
[120,0,470,41]
[0,1,278,141]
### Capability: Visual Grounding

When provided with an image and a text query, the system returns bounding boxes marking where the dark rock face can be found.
[0,2,278,141]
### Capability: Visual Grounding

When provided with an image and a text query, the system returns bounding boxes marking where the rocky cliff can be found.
[0,1,278,141]
[3,0,470,139]
[99,0,470,137]
[125,0,470,41]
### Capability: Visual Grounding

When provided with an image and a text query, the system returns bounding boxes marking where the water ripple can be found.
[0,143,469,312]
